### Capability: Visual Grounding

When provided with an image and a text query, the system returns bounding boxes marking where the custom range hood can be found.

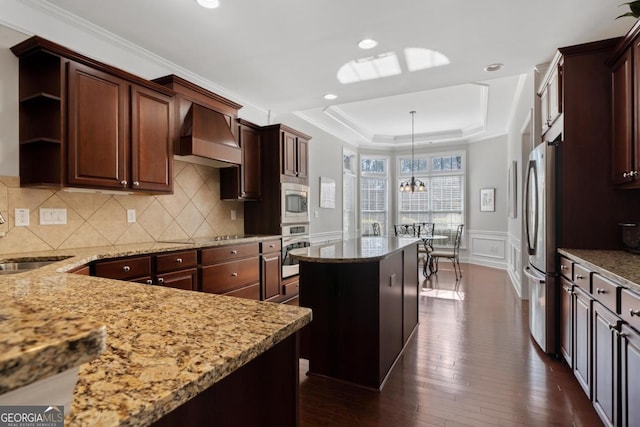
[154,74,242,167]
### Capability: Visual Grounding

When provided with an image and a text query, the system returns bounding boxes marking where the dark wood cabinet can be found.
[281,130,309,182]
[157,268,198,291]
[155,250,198,290]
[538,55,563,137]
[260,238,282,301]
[378,251,404,378]
[93,255,152,282]
[12,36,174,193]
[201,243,260,299]
[220,119,261,200]
[573,285,592,398]
[560,277,574,367]
[611,48,634,185]
[592,301,620,427]
[620,323,640,427]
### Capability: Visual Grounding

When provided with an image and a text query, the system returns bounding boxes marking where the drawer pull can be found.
[630,309,640,317]
[562,286,573,294]
[123,265,131,272]
[158,277,165,284]
[560,265,567,270]
[269,244,275,248]
[231,272,238,277]
[596,288,607,294]
[231,250,238,255]
[146,279,153,285]
[576,274,585,280]
[176,258,183,263]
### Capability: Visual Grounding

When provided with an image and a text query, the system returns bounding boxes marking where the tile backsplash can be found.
[0,160,244,255]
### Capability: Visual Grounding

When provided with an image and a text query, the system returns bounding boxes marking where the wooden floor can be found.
[298,263,602,426]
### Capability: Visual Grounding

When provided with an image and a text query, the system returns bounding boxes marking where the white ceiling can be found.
[6,0,636,147]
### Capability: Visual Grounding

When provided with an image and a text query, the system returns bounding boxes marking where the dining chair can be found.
[414,222,435,276]
[430,224,464,280]
[372,222,381,236]
[393,224,418,237]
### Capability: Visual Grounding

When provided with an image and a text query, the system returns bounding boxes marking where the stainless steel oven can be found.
[281,223,310,278]
[281,183,309,224]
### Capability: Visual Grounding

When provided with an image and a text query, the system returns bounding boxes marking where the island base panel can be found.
[152,333,299,427]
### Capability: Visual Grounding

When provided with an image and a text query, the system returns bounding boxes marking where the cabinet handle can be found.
[623,172,629,178]
[176,258,183,263]
[231,250,238,254]
[562,286,573,294]
[596,288,607,294]
[269,244,275,248]
[634,171,639,177]
[630,309,640,317]
[231,272,238,277]
[576,274,585,280]
[619,332,628,338]
[158,277,164,284]
[560,265,567,270]
[133,181,140,186]
[123,265,131,272]
[146,279,153,285]
[120,180,128,187]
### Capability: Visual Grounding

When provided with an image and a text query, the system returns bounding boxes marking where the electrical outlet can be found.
[15,208,29,226]
[40,208,67,225]
[127,209,136,223]
[230,209,237,220]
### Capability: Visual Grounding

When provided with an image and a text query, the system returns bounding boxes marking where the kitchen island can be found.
[290,237,419,389]
[0,240,312,426]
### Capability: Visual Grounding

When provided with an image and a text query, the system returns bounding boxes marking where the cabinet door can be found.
[262,253,282,300]
[296,137,308,180]
[560,278,574,367]
[612,49,634,185]
[282,131,297,177]
[67,61,127,189]
[240,124,261,198]
[547,67,561,126]
[573,286,592,398]
[540,86,550,134]
[379,252,403,379]
[130,85,173,193]
[621,324,640,427]
[592,302,619,427]
[157,268,198,291]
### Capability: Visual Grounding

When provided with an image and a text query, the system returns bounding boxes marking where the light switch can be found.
[127,209,136,223]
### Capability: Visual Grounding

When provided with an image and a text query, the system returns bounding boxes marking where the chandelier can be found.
[399,111,425,192]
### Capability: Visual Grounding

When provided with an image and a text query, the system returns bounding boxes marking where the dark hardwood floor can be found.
[299,263,602,426]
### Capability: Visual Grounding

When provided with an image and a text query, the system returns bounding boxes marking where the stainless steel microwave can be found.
[281,183,309,224]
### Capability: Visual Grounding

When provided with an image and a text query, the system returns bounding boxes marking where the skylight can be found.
[337,48,450,84]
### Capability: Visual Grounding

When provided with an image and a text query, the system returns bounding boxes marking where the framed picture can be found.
[480,188,495,212]
[508,161,517,218]
[319,176,336,208]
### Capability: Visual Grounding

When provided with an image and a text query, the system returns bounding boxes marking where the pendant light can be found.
[399,111,425,192]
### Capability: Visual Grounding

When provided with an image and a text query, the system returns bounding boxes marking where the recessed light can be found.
[484,63,503,72]
[196,0,220,9]
[358,39,378,50]
[323,94,338,100]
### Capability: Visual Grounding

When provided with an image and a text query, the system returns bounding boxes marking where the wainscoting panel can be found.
[507,234,525,299]
[465,230,508,270]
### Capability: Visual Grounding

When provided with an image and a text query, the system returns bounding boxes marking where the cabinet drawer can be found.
[621,288,640,330]
[158,268,198,291]
[223,282,260,300]
[282,277,299,296]
[201,243,259,265]
[559,257,573,280]
[156,250,197,273]
[94,256,151,280]
[261,239,282,254]
[573,264,591,292]
[592,274,620,313]
[201,257,260,294]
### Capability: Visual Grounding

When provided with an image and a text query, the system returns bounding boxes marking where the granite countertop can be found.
[558,248,640,293]
[289,236,420,263]
[0,236,312,426]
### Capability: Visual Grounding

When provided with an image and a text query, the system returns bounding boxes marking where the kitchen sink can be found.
[0,256,72,275]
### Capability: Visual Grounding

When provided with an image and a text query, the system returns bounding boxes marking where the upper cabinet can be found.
[538,52,563,139]
[12,36,175,193]
[263,124,311,185]
[610,21,640,188]
[220,119,262,200]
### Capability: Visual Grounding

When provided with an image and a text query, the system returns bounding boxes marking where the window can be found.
[360,156,388,236]
[397,152,464,245]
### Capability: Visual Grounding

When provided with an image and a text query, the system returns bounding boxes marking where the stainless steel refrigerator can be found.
[524,141,557,354]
